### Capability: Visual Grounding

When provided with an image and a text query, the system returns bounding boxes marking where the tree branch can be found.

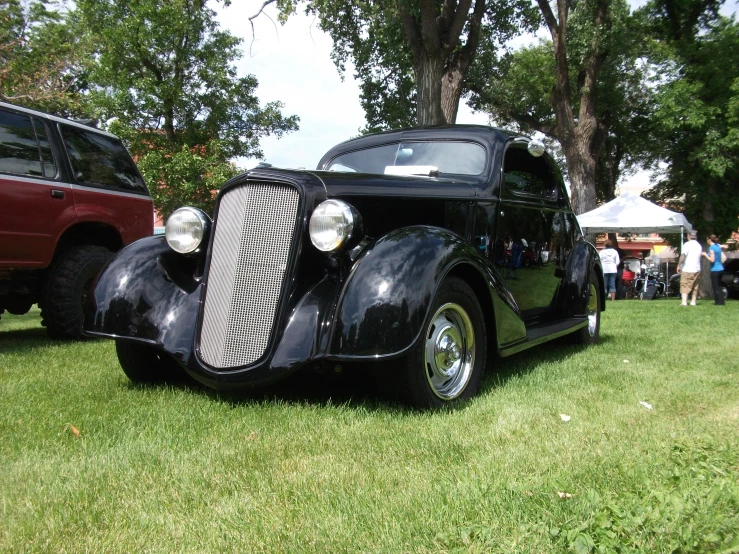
[536,0,559,37]
[247,0,278,56]
[578,0,609,126]
[512,111,556,138]
[419,0,441,54]
[445,0,473,50]
[397,1,423,63]
[455,0,486,71]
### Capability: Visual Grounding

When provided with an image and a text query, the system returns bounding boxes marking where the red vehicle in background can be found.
[0,101,153,338]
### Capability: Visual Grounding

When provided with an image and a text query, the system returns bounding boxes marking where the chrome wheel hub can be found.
[587,283,598,337]
[424,303,475,400]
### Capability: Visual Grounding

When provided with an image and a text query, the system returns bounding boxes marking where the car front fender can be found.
[83,235,201,363]
[327,225,525,359]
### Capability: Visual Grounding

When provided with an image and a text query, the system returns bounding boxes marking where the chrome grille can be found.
[199,182,299,368]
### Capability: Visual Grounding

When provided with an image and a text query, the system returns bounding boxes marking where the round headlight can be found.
[165,207,209,254]
[309,200,357,252]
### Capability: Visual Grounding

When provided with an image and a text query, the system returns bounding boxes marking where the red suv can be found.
[0,101,153,338]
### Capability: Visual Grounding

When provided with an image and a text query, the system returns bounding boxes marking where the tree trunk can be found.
[416,55,446,125]
[699,256,713,299]
[562,142,598,215]
[164,104,176,144]
[440,65,464,124]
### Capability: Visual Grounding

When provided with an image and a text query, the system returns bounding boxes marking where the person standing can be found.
[677,230,702,306]
[702,234,725,305]
[615,246,626,299]
[599,240,620,300]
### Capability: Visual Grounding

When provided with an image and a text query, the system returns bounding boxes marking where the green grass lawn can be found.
[1,300,738,553]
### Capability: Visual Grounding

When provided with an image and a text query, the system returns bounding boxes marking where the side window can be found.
[504,170,549,196]
[60,124,148,194]
[32,118,57,178]
[0,109,44,177]
[502,145,557,200]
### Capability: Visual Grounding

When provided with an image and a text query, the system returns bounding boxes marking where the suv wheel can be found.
[397,277,487,409]
[41,245,112,339]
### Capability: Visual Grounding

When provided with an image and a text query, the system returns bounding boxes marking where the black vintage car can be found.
[722,258,739,298]
[85,126,605,408]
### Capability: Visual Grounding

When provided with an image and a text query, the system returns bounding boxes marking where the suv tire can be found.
[41,245,112,339]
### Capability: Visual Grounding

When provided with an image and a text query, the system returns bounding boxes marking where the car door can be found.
[0,108,72,268]
[495,143,568,323]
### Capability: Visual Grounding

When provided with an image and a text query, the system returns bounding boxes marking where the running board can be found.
[498,318,588,358]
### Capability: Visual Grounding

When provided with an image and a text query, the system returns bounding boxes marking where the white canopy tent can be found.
[577,192,693,298]
[576,191,693,237]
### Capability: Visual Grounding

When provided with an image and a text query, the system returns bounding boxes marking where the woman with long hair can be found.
[702,235,725,305]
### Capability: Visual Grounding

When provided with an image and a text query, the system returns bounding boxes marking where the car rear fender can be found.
[561,240,605,315]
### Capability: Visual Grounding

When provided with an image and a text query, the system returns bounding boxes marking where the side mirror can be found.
[528,140,545,157]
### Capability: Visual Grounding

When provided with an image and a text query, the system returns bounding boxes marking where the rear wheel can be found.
[396,277,487,409]
[573,269,600,344]
[41,245,112,339]
[115,340,184,383]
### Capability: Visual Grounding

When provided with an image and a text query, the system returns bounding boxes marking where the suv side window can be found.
[60,124,148,195]
[0,109,49,178]
[32,118,57,178]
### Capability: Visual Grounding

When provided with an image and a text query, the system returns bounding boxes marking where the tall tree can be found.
[470,0,634,215]
[78,0,299,216]
[0,0,90,116]
[641,8,739,242]
[255,0,536,129]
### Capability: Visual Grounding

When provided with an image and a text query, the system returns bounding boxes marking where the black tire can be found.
[393,277,487,409]
[40,245,112,339]
[115,340,184,383]
[573,268,600,345]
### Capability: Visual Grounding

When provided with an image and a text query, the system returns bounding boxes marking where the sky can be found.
[215,0,738,193]
[215,1,491,171]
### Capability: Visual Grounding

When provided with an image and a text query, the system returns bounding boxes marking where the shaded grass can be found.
[1,301,738,553]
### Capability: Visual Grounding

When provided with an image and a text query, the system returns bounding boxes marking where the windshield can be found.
[326,141,486,176]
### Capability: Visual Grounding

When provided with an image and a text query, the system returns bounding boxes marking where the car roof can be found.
[0,100,119,139]
[317,125,524,170]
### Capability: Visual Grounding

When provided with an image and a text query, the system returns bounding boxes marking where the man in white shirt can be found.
[677,230,703,305]
[599,240,620,300]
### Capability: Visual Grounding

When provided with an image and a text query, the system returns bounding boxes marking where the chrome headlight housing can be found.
[165,207,210,254]
[309,199,362,252]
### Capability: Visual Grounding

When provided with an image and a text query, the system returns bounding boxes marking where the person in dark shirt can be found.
[615,246,626,299]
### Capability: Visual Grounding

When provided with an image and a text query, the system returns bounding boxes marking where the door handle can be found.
[51,189,65,199]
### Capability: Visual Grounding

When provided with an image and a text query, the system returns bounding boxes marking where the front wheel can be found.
[573,269,600,345]
[398,277,487,409]
[115,340,184,383]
